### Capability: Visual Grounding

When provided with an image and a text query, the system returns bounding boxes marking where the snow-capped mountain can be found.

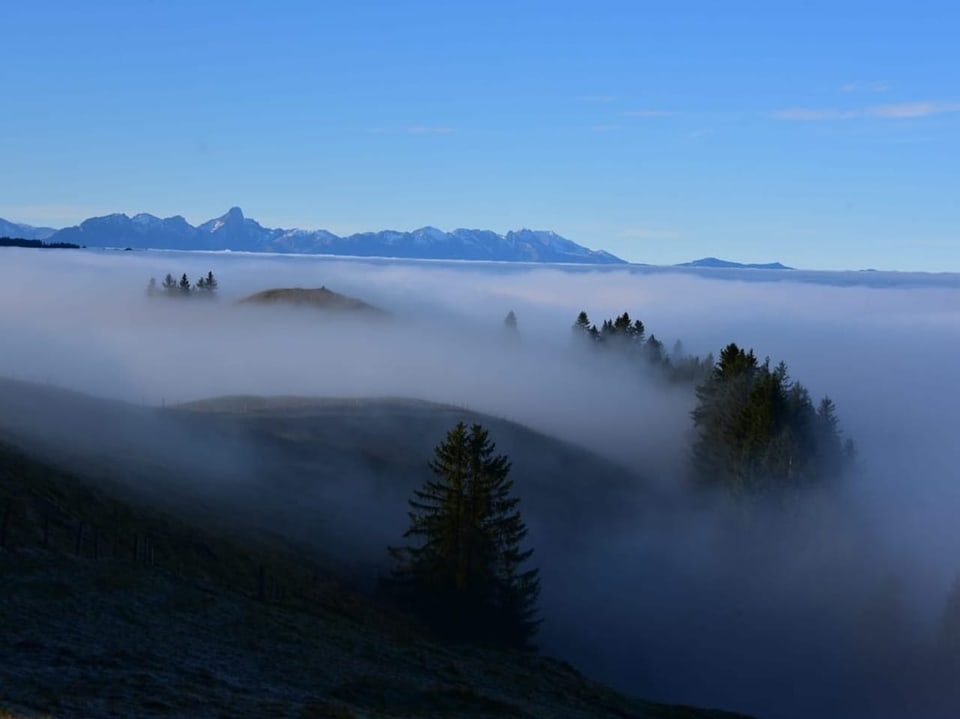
[0,218,57,241]
[45,207,625,264]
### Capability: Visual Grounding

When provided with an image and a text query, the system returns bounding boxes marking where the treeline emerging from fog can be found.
[0,237,80,249]
[145,271,219,298]
[572,309,854,494]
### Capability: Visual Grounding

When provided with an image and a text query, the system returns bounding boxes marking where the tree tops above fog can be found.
[572,310,713,383]
[146,271,218,298]
[573,309,855,495]
[692,343,854,494]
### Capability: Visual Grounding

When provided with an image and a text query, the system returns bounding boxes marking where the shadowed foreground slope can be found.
[0,439,750,719]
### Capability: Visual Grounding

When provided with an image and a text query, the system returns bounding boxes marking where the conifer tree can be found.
[388,422,540,649]
[504,310,518,332]
[573,311,594,340]
[204,271,218,292]
[178,273,191,295]
[162,273,177,294]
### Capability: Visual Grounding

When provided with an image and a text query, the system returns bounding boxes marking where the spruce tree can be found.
[178,273,191,295]
[162,273,177,294]
[572,311,594,341]
[388,421,540,649]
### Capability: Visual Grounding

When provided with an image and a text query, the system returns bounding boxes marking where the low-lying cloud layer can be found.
[2,248,959,718]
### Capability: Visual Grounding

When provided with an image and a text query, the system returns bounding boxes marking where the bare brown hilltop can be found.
[238,286,388,316]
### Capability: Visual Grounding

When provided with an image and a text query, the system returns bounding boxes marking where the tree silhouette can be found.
[388,422,540,649]
[162,274,177,295]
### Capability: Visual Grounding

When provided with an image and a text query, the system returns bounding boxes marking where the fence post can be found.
[112,509,120,558]
[0,499,10,549]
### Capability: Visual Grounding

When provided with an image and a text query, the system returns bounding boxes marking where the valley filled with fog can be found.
[2,248,960,718]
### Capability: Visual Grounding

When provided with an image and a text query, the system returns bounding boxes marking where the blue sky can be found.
[1,0,957,270]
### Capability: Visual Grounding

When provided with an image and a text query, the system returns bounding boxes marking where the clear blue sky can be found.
[2,0,958,270]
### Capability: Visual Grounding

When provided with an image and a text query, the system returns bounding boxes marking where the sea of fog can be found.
[2,247,960,718]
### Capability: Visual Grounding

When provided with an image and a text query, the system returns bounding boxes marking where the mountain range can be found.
[1,207,625,264]
[2,209,801,269]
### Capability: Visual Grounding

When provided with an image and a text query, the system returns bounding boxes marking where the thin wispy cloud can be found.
[772,101,960,121]
[367,126,456,135]
[866,101,960,118]
[573,95,618,103]
[620,227,680,240]
[840,81,891,93]
[620,110,678,117]
[771,108,859,121]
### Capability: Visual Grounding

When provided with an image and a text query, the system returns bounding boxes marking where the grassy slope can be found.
[0,442,752,719]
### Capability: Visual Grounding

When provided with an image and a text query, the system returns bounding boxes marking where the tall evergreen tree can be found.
[388,422,540,649]
[178,273,191,295]
[504,310,518,332]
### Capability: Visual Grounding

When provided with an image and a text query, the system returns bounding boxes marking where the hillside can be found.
[0,381,752,719]
[0,379,652,582]
[238,286,388,316]
[0,218,56,241]
[674,257,793,270]
[41,207,625,264]
[675,257,792,270]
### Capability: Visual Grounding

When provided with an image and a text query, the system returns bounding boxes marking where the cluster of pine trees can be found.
[573,310,666,363]
[387,422,540,650]
[146,271,218,298]
[692,343,854,494]
[572,309,854,493]
[572,310,713,383]
[0,237,80,249]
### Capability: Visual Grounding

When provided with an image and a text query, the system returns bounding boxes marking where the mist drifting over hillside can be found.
[2,248,960,718]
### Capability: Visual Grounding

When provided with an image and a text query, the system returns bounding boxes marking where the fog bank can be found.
[2,248,959,718]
